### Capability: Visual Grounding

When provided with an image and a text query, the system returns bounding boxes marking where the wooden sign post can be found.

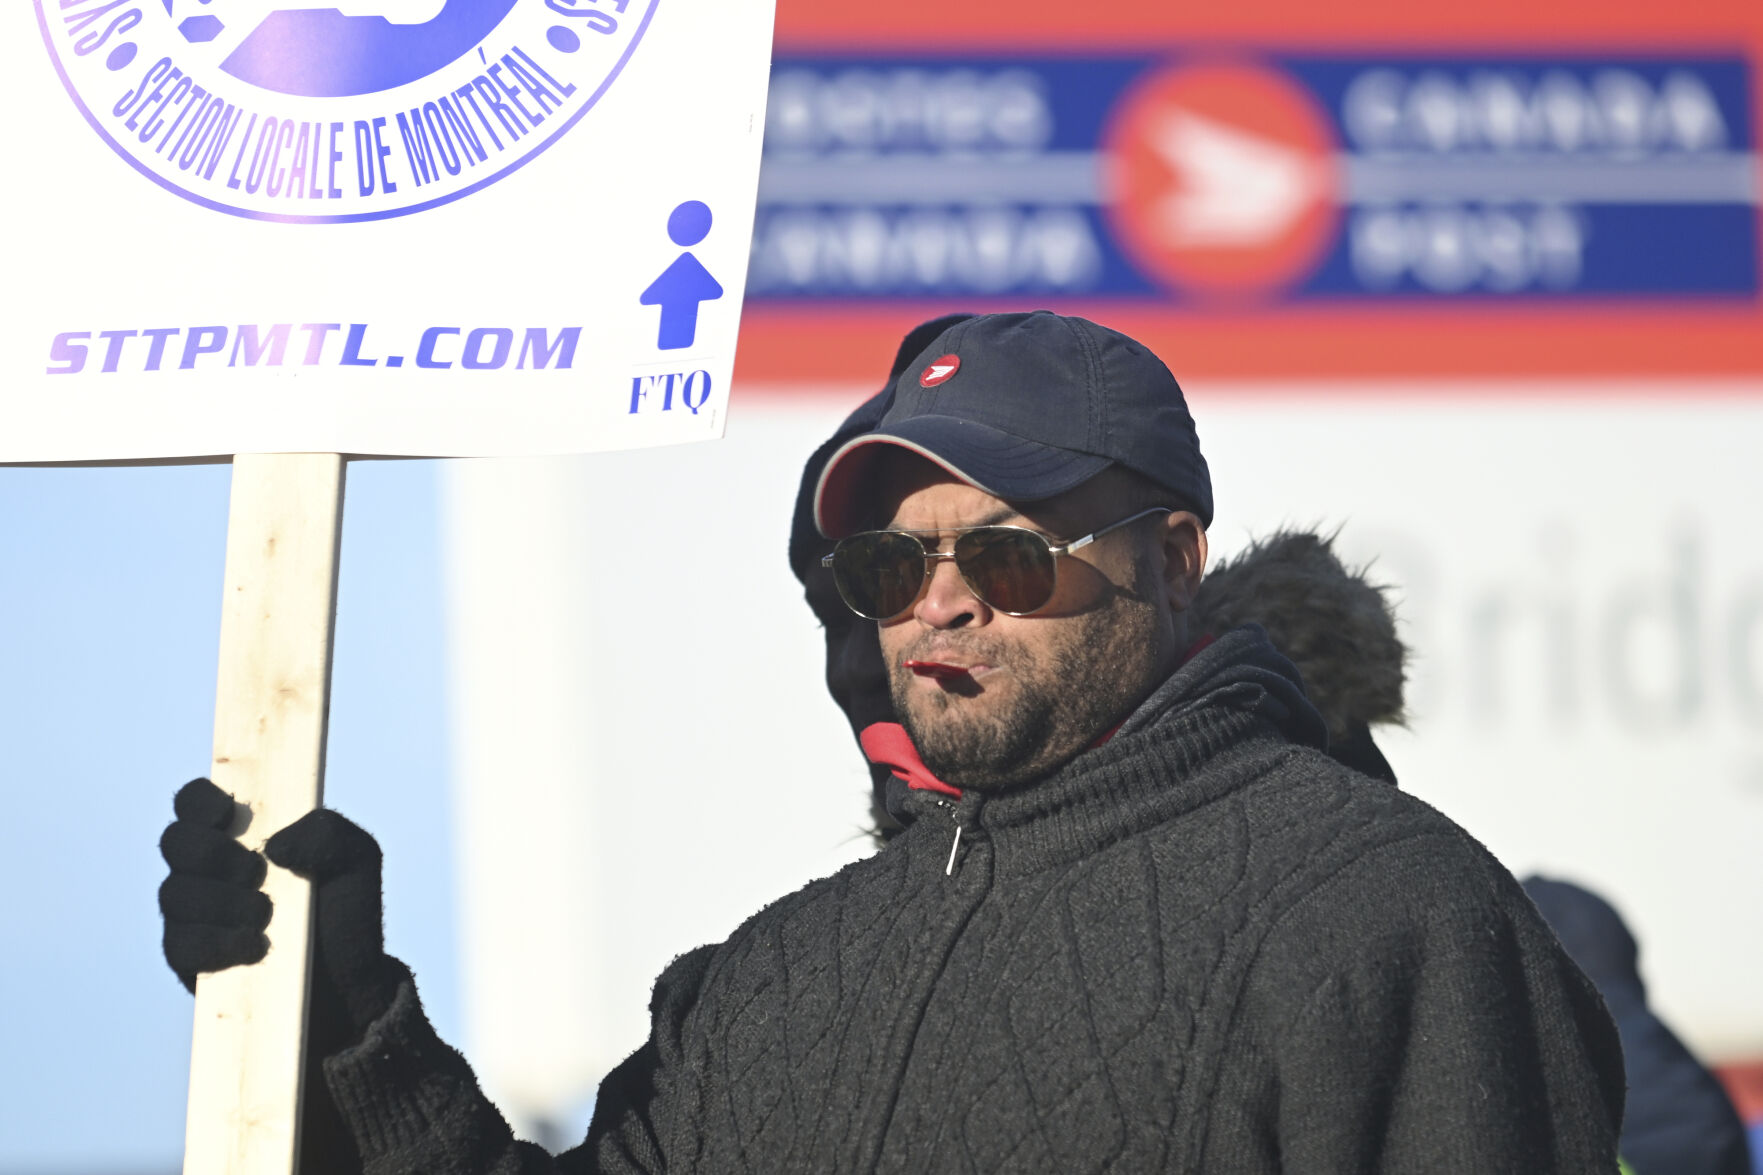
[182,453,346,1175]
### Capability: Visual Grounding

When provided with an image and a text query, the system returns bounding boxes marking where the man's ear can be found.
[1160,512,1208,612]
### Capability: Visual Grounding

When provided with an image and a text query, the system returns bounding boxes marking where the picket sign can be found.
[9,0,774,1166]
[183,453,346,1175]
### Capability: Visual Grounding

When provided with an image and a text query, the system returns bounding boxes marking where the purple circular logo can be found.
[36,0,657,223]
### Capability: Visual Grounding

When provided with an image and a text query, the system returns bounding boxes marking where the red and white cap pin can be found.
[919,354,961,387]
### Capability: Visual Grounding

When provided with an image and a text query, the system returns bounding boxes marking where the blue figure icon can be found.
[642,201,723,351]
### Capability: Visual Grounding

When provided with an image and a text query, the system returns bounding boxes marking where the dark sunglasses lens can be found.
[954,529,1058,614]
[832,531,928,619]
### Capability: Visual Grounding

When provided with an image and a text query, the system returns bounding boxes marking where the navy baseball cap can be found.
[814,311,1213,538]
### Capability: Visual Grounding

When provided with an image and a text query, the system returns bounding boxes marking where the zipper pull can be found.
[945,823,963,877]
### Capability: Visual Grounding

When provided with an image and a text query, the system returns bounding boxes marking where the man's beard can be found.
[890,592,1164,792]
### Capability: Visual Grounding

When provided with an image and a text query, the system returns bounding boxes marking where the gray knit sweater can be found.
[325,628,1624,1173]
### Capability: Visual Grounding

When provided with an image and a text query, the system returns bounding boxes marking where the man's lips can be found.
[905,659,993,681]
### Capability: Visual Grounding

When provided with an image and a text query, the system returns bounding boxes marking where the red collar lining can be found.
[859,723,960,797]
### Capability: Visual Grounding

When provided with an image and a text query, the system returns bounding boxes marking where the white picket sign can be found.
[6,0,776,1167]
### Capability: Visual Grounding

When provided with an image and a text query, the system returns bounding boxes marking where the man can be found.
[162,310,1623,1172]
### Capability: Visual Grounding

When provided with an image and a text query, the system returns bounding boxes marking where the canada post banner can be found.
[0,0,774,461]
[751,54,1757,303]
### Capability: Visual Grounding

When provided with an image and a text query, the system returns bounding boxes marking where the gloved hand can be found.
[265,804,407,1034]
[158,777,407,1035]
[159,777,271,988]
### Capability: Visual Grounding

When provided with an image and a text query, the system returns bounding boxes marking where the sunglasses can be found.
[821,507,1172,621]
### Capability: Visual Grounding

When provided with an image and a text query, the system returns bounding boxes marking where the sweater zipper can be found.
[924,795,963,877]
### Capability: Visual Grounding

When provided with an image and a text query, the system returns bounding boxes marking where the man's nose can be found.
[913,557,989,629]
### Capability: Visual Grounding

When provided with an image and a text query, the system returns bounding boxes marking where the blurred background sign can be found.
[752,53,1751,302]
[738,0,1763,384]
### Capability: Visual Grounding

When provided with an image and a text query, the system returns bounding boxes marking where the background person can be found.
[1525,875,1753,1175]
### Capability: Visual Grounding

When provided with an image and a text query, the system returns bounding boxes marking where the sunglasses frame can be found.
[821,506,1174,621]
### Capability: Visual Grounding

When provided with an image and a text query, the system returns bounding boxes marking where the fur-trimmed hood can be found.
[1192,530,1407,742]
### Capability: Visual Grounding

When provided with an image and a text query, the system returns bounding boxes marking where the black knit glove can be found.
[264,806,407,1035]
[160,777,272,988]
[158,778,406,1036]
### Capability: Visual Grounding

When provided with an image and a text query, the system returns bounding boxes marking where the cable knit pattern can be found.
[325,628,1624,1173]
